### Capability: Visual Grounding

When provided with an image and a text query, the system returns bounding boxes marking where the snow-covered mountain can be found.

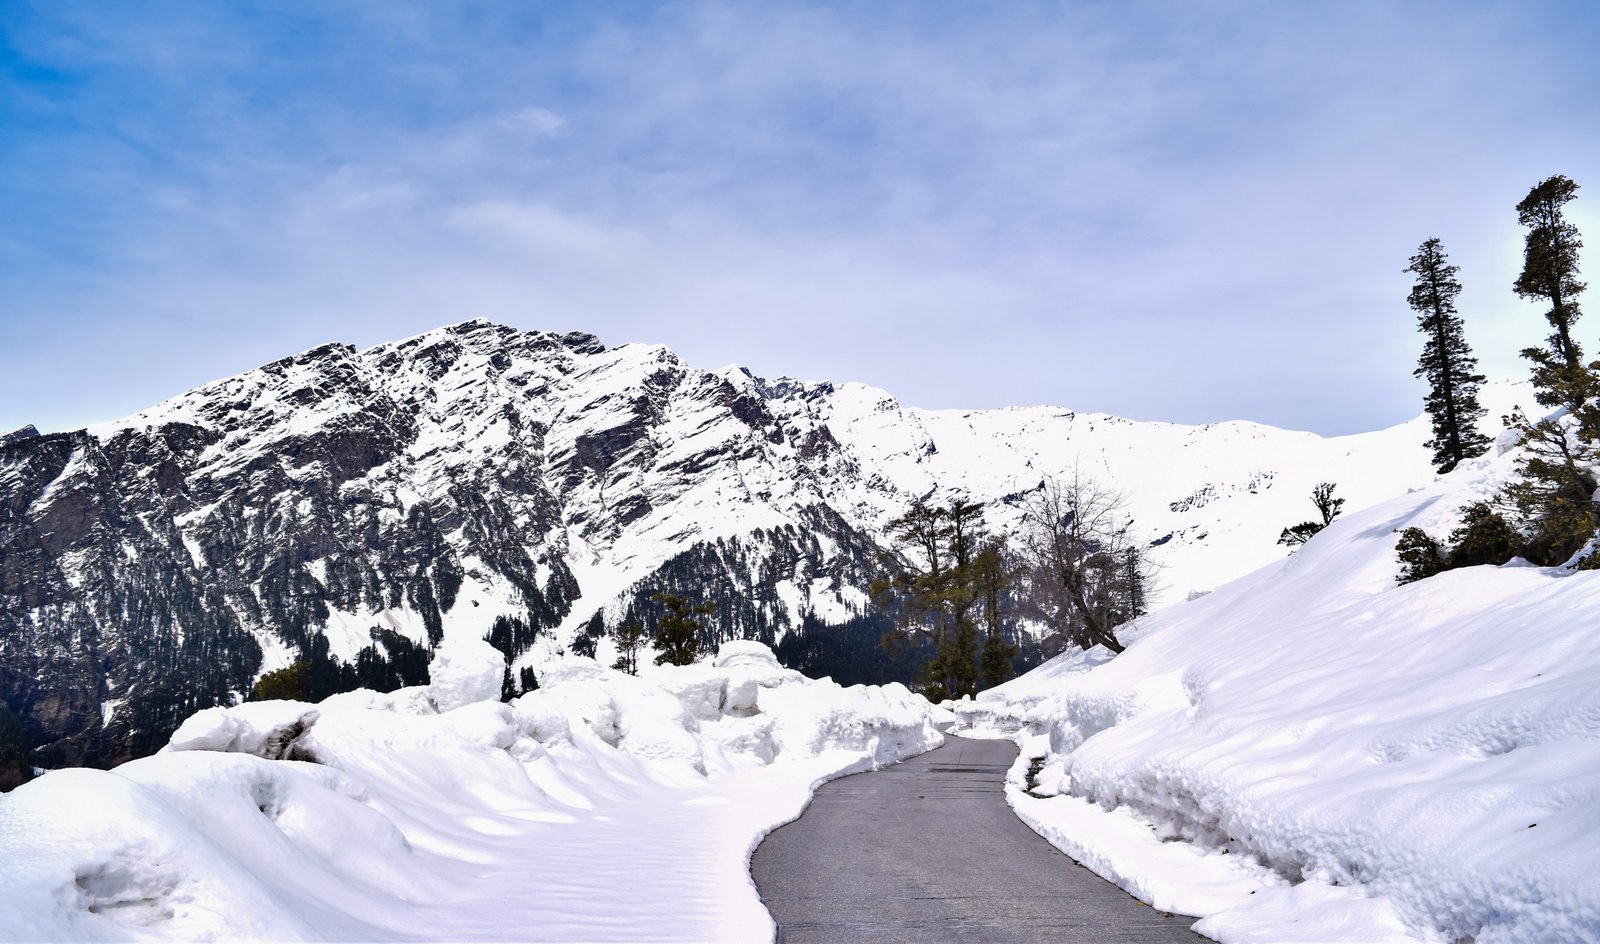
[0,319,1528,768]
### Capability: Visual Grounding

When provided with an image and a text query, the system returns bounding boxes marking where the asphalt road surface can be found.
[750,735,1206,943]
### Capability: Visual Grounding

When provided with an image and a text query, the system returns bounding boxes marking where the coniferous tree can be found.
[872,504,956,699]
[774,613,929,687]
[1444,501,1522,568]
[0,704,32,792]
[1502,408,1600,566]
[1394,527,1445,585]
[612,621,646,675]
[1514,175,1595,413]
[944,619,980,699]
[1501,176,1600,565]
[874,501,1018,700]
[974,540,1018,689]
[252,661,310,701]
[1407,238,1491,472]
[653,593,714,667]
[1393,499,1523,585]
[942,500,985,699]
[1114,546,1150,624]
[979,629,1015,690]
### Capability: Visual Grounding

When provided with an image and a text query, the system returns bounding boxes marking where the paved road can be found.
[750,735,1205,943]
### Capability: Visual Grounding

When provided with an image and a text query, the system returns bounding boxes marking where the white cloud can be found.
[3,2,1600,436]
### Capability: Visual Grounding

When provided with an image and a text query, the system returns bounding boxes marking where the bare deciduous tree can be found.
[1278,482,1345,547]
[1017,471,1152,655]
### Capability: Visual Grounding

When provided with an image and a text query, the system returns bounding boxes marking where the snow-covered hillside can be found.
[953,422,1600,943]
[826,377,1533,602]
[0,318,1538,767]
[0,641,945,941]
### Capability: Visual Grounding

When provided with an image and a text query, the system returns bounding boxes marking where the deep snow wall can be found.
[0,641,947,942]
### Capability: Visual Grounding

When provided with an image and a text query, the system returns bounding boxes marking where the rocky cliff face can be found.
[0,320,1464,769]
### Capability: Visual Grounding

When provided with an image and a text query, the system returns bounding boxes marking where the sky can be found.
[3,1,1599,437]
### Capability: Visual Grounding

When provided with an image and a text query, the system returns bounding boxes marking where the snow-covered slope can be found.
[0,641,946,941]
[0,318,1534,767]
[953,426,1600,943]
[824,378,1530,602]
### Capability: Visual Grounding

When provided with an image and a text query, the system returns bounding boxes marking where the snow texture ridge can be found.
[0,642,946,942]
[955,431,1600,943]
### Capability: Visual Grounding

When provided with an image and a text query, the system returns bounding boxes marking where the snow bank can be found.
[426,633,506,711]
[0,642,942,942]
[165,701,320,759]
[958,441,1600,943]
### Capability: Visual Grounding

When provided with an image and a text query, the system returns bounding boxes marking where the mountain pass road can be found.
[750,735,1206,943]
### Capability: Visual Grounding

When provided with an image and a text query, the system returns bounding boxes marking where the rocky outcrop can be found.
[1,322,881,767]
[0,425,38,446]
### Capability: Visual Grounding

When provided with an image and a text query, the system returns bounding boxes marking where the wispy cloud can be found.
[2,1,1599,435]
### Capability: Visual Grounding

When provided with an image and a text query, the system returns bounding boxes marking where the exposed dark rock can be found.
[1,425,39,446]
[0,322,896,769]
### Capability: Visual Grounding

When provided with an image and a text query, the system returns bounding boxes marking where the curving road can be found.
[750,735,1205,943]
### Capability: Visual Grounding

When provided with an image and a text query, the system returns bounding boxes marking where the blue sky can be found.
[3,1,1599,436]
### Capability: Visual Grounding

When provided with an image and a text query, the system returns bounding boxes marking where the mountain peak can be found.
[0,425,39,445]
[394,319,607,356]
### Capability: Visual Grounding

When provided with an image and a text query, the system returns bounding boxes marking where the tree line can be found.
[602,591,715,676]
[1397,174,1600,580]
[871,472,1153,701]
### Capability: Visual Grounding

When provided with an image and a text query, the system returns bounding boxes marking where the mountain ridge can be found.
[0,319,1529,769]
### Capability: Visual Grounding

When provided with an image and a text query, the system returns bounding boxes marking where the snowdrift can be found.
[0,641,946,942]
[956,432,1600,943]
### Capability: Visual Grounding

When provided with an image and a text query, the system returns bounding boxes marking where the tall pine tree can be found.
[1514,175,1595,413]
[1505,175,1600,566]
[1406,238,1490,472]
[942,500,985,699]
